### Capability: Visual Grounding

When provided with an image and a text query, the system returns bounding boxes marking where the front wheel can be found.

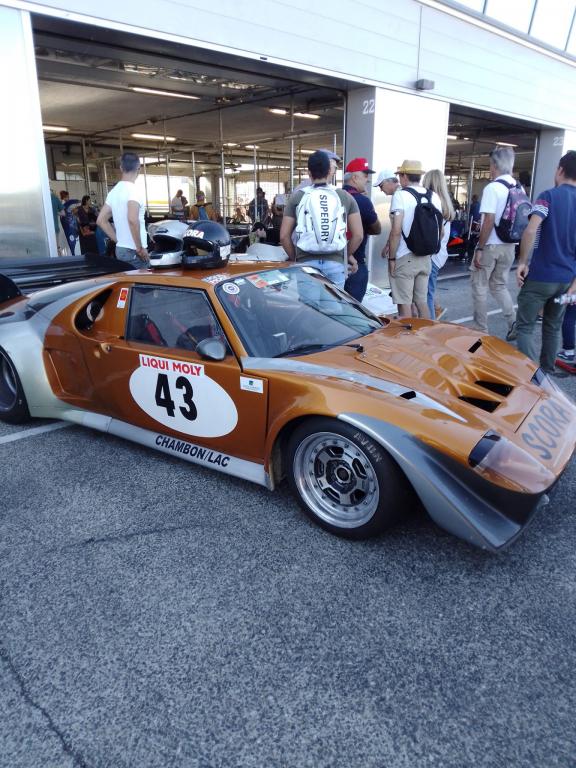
[0,349,30,423]
[286,417,411,539]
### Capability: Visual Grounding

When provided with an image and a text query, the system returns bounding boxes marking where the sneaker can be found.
[506,322,517,342]
[556,350,575,363]
[536,314,543,324]
[435,306,447,320]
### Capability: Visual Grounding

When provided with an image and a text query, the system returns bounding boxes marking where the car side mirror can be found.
[195,337,227,361]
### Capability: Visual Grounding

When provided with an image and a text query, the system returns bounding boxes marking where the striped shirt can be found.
[527,184,576,283]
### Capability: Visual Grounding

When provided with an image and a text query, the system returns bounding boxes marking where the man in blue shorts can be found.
[515,150,576,375]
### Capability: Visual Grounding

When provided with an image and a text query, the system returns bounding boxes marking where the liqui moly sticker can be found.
[129,354,238,438]
[138,353,204,376]
[117,287,129,309]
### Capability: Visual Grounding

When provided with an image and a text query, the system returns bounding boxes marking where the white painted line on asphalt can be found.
[452,303,518,325]
[0,422,71,445]
[452,308,504,324]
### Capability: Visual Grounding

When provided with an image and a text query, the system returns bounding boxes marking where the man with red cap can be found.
[342,157,381,301]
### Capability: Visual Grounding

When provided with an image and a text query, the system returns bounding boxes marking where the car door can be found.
[79,283,268,464]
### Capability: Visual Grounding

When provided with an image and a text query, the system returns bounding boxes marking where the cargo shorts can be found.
[390,253,432,305]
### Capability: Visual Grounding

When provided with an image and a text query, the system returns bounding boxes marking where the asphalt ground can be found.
[1,270,575,768]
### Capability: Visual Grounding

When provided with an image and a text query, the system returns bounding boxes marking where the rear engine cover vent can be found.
[468,340,482,353]
[475,380,513,397]
[458,396,499,413]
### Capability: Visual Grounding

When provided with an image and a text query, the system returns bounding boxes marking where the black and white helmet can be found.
[182,221,231,269]
[148,220,188,267]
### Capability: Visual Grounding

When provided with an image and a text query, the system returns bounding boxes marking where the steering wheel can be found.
[176,328,200,351]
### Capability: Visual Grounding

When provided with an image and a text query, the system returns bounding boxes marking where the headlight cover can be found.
[469,431,555,494]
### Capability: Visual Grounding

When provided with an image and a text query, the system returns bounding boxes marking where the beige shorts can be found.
[390,254,431,305]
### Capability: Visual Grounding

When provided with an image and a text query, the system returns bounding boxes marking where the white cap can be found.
[373,168,398,187]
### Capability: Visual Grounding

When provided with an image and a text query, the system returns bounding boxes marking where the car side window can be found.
[126,286,230,354]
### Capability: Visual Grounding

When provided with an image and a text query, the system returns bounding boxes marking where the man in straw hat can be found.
[386,159,443,318]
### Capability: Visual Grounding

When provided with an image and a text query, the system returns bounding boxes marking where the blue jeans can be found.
[116,246,149,269]
[427,261,440,318]
[300,258,346,288]
[561,303,576,350]
[344,262,369,302]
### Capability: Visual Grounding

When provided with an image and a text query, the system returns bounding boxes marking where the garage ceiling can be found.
[34,15,540,180]
[34,17,345,172]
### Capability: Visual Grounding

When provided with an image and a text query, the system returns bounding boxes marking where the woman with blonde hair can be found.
[422,169,455,319]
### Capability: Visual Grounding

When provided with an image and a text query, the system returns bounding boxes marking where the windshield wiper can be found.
[274,343,334,358]
[275,340,369,358]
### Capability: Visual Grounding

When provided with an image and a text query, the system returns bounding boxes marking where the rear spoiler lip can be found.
[0,255,135,292]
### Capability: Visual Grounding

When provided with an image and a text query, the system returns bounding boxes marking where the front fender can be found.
[339,413,545,552]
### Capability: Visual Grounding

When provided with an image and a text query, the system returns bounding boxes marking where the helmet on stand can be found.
[182,221,231,269]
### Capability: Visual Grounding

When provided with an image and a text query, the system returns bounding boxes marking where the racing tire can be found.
[286,417,411,539]
[0,349,30,424]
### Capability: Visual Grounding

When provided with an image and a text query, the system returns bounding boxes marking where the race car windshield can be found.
[216,267,383,358]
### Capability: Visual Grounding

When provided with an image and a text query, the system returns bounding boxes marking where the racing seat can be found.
[128,313,167,346]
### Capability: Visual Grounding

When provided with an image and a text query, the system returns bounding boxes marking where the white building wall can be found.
[11,0,576,129]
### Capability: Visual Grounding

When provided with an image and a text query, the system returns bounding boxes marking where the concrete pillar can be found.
[345,88,449,287]
[532,129,566,198]
[0,7,55,259]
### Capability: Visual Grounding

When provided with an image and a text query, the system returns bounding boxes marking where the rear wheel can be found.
[0,349,30,423]
[286,417,411,539]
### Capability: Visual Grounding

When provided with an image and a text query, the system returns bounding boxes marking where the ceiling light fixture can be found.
[131,133,177,142]
[245,144,260,150]
[495,141,518,147]
[269,108,288,115]
[293,112,320,120]
[447,134,458,140]
[223,142,238,147]
[131,87,200,100]
[43,125,69,133]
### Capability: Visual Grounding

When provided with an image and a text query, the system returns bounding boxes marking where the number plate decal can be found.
[129,353,238,437]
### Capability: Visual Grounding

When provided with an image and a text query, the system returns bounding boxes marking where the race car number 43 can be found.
[129,353,238,437]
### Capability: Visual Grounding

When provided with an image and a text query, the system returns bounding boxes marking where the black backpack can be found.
[494,180,531,243]
[401,188,443,256]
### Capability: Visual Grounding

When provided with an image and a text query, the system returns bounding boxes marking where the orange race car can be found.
[1,256,575,552]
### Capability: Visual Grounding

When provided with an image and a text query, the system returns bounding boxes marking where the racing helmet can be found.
[147,220,188,268]
[182,221,231,269]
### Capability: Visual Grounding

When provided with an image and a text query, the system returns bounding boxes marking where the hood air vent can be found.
[475,380,513,397]
[458,396,499,413]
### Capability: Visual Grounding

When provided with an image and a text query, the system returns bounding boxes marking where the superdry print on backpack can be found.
[494,180,531,243]
[401,187,443,256]
[295,186,347,254]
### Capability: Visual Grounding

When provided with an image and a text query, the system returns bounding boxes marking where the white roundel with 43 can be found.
[129,353,238,437]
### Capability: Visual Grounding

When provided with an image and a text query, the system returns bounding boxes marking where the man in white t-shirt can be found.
[387,159,442,318]
[96,152,149,268]
[470,146,517,337]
